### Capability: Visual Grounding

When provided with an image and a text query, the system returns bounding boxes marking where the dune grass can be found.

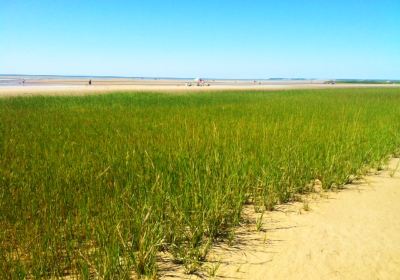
[1,88,400,278]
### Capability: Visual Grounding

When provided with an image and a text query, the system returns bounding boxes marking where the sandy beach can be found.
[162,158,400,279]
[1,77,399,98]
[3,1,399,278]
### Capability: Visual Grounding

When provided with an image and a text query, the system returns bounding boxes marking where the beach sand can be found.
[1,79,399,98]
[161,158,400,279]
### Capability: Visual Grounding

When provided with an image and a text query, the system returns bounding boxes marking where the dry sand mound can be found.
[162,158,400,279]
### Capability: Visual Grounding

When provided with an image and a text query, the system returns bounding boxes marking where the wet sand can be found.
[162,158,400,279]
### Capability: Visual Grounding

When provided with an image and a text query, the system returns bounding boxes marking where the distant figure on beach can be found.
[22,79,25,86]
[88,79,92,85]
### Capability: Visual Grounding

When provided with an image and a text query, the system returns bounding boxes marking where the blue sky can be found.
[1,0,399,79]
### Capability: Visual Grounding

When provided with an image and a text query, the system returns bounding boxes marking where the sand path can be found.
[163,158,400,279]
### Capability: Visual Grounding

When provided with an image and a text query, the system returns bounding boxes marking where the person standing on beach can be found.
[88,79,92,85]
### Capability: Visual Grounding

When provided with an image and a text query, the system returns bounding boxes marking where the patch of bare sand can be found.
[1,83,399,98]
[162,158,400,279]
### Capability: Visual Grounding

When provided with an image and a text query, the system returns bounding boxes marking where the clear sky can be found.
[1,0,399,79]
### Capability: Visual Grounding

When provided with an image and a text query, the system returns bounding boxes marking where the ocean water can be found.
[0,75,195,86]
[0,74,327,87]
[0,78,22,86]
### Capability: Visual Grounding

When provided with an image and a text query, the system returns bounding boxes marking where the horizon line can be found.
[1,74,399,81]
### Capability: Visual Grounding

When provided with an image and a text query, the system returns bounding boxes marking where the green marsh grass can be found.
[1,88,400,278]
